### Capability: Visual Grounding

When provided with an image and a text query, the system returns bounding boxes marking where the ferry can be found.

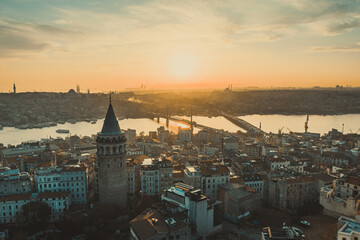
[56,129,70,134]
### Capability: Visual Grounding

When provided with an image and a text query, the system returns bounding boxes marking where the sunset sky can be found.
[1,0,360,92]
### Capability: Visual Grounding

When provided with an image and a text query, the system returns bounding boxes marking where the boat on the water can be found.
[18,125,29,129]
[91,121,97,124]
[56,129,70,134]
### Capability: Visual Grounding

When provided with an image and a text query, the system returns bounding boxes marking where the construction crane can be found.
[278,127,284,135]
[287,127,293,134]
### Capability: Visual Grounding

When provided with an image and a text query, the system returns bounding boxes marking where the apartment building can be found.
[200,164,230,200]
[0,191,71,224]
[0,168,31,197]
[34,166,87,204]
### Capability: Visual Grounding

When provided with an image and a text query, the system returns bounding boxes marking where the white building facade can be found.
[34,166,87,204]
[0,192,71,224]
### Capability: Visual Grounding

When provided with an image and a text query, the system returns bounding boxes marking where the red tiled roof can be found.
[61,167,86,172]
[284,176,315,184]
[200,165,229,176]
[172,171,184,179]
[0,193,32,202]
[37,191,71,199]
[345,176,360,186]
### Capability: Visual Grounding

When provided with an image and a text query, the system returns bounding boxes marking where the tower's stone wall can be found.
[96,99,128,208]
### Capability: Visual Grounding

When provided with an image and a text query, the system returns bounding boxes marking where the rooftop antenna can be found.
[109,93,112,103]
[259,122,262,129]
[342,124,344,133]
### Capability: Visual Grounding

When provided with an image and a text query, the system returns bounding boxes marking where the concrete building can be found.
[0,192,71,224]
[184,166,201,189]
[222,136,238,151]
[125,129,136,144]
[239,174,264,198]
[130,206,191,240]
[0,168,31,197]
[219,183,261,223]
[320,176,360,218]
[195,129,209,141]
[161,183,223,238]
[157,126,170,143]
[34,166,87,204]
[141,158,173,196]
[243,143,261,158]
[322,152,349,166]
[149,131,157,139]
[200,164,230,200]
[2,142,58,158]
[178,127,191,143]
[127,145,144,156]
[262,145,279,157]
[266,156,290,171]
[267,176,318,213]
[203,143,220,157]
[96,98,127,207]
[127,159,140,197]
[337,215,360,240]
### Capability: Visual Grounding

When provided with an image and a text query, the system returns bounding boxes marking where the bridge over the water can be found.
[147,110,266,135]
[151,114,223,133]
[221,112,266,135]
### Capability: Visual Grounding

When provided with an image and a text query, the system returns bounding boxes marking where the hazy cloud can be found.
[1,0,360,59]
[0,23,48,58]
[326,17,360,34]
[311,43,360,52]
[36,24,82,36]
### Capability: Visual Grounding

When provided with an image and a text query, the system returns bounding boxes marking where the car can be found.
[298,220,310,227]
[292,227,305,238]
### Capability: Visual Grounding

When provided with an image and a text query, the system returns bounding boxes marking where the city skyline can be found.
[1,0,360,92]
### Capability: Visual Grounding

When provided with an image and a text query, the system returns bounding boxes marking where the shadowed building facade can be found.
[96,97,127,207]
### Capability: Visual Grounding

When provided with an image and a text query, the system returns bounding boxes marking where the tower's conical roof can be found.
[100,97,122,135]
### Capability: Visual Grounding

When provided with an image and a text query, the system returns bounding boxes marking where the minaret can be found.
[190,107,193,141]
[305,114,309,133]
[96,95,127,207]
[13,83,16,94]
[166,104,169,128]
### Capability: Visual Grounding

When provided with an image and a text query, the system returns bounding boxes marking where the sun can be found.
[166,53,198,79]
